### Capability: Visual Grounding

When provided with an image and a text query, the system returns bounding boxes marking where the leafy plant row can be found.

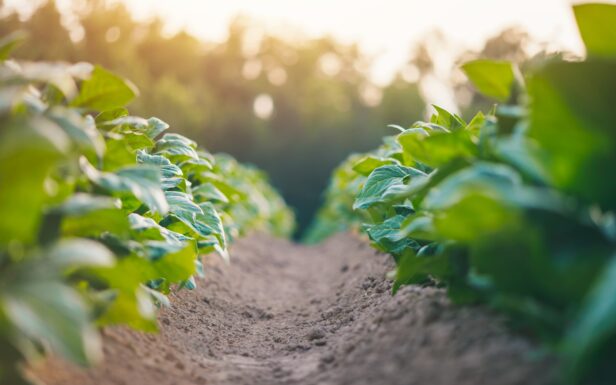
[0,34,294,384]
[309,4,616,384]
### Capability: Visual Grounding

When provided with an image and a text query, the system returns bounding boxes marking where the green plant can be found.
[0,34,293,384]
[312,3,616,384]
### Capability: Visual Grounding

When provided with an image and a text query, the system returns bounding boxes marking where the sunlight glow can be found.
[254,94,274,119]
[5,0,614,111]
[115,0,599,84]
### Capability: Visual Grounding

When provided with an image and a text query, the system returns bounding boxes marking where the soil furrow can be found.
[33,233,556,385]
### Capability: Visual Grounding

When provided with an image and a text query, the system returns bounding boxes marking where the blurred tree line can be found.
[0,0,544,235]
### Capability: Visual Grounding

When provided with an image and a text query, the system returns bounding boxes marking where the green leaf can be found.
[52,195,129,240]
[154,134,199,162]
[61,208,130,238]
[430,105,466,131]
[192,183,229,204]
[398,213,436,241]
[179,157,212,175]
[394,249,449,293]
[103,132,154,171]
[165,191,202,216]
[94,108,128,124]
[101,115,148,130]
[143,285,170,307]
[365,215,418,256]
[160,133,197,149]
[163,191,214,237]
[563,256,616,382]
[352,156,395,176]
[99,116,168,140]
[136,150,183,178]
[0,118,69,245]
[461,60,516,102]
[2,279,101,365]
[80,157,169,214]
[466,111,486,134]
[128,213,191,245]
[494,132,550,184]
[47,107,105,158]
[527,60,616,210]
[6,61,87,99]
[53,193,118,215]
[197,234,230,262]
[70,66,138,111]
[94,259,157,331]
[144,118,169,139]
[423,162,522,211]
[397,127,476,168]
[48,239,115,268]
[354,165,426,210]
[150,241,197,283]
[574,3,616,57]
[197,202,227,254]
[0,31,27,61]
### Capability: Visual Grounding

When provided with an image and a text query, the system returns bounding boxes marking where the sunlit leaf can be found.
[574,3,616,57]
[462,60,517,102]
[80,157,169,214]
[71,66,138,111]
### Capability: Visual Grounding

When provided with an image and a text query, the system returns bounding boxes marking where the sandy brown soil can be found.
[33,233,557,385]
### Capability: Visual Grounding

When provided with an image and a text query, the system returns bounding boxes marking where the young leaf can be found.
[431,105,466,131]
[70,66,138,111]
[354,165,426,210]
[352,156,395,176]
[574,3,616,57]
[461,60,516,102]
[394,250,449,293]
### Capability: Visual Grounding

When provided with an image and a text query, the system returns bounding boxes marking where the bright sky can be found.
[117,0,596,84]
[5,0,613,107]
[6,0,613,83]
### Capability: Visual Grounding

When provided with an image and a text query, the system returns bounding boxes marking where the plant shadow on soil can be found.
[33,233,557,385]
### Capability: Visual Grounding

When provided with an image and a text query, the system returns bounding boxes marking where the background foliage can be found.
[0,0,550,234]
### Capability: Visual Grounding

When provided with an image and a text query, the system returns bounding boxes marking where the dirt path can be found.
[34,233,556,385]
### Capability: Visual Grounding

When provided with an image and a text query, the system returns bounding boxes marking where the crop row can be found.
[0,33,294,385]
[308,4,616,384]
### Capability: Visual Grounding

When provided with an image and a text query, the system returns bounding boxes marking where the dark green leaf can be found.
[564,256,616,382]
[354,165,426,210]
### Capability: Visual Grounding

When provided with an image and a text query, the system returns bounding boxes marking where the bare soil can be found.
[33,233,556,385]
